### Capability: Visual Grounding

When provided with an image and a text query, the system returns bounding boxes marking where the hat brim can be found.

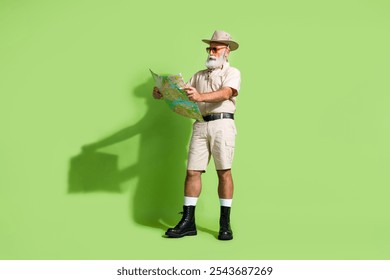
[202,39,239,51]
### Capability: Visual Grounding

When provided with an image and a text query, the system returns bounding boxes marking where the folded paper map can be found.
[150,70,203,121]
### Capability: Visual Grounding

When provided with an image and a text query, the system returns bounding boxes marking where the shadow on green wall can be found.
[68,78,191,231]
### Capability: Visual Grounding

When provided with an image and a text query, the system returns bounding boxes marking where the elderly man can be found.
[153,30,240,240]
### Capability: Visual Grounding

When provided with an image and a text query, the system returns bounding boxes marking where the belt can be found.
[202,113,234,122]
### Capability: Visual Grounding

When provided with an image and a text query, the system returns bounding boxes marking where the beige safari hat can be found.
[202,30,239,51]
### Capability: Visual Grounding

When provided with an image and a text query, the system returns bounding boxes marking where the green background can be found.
[1,0,389,259]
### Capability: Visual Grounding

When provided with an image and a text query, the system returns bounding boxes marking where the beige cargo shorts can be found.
[187,118,237,171]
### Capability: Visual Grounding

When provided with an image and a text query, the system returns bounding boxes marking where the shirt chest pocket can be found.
[209,76,224,91]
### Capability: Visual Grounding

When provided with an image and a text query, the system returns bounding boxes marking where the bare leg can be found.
[184,170,203,197]
[217,169,234,199]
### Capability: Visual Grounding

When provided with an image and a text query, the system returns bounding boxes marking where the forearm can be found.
[199,87,235,103]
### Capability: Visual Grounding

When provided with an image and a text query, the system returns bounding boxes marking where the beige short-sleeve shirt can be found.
[189,62,241,115]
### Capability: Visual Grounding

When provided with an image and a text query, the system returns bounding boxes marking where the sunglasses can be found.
[205,46,228,54]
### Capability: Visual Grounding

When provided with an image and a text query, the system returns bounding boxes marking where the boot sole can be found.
[218,235,233,241]
[166,230,197,238]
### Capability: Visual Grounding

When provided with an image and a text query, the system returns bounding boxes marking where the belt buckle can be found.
[219,113,223,119]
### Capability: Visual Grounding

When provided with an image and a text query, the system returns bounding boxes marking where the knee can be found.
[186,170,202,179]
[217,169,232,180]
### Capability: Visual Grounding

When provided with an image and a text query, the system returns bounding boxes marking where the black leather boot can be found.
[165,206,197,238]
[218,206,233,240]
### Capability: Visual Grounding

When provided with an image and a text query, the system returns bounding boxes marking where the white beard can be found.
[205,55,226,70]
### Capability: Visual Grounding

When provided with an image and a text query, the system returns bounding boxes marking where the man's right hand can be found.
[152,86,163,99]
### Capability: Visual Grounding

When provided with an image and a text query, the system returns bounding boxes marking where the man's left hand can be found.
[184,86,203,102]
